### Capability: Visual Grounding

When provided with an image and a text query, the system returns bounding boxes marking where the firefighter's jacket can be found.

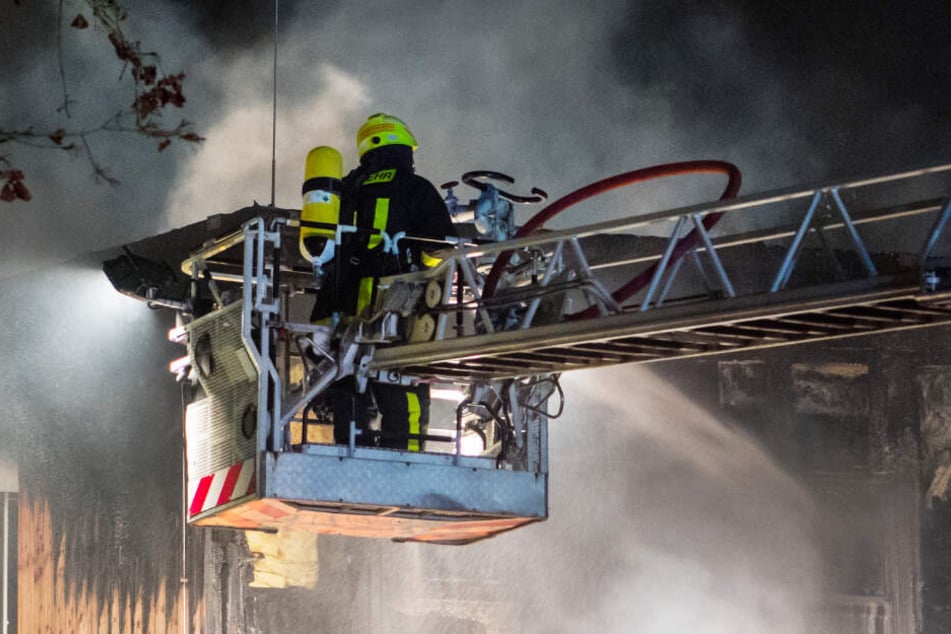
[320,144,456,318]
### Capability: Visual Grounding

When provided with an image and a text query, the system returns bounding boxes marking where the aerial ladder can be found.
[104,160,951,544]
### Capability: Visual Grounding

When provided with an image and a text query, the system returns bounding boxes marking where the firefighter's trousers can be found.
[331,379,430,451]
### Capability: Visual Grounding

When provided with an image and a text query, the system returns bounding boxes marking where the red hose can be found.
[482,160,742,321]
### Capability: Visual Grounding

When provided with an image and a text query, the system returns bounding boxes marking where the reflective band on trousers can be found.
[407,391,422,452]
[369,197,389,250]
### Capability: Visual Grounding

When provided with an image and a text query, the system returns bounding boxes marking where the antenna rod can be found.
[270,0,279,207]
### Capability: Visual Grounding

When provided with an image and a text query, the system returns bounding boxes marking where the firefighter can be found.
[312,113,457,451]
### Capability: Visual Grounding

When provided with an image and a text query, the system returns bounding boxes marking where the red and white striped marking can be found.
[188,458,256,517]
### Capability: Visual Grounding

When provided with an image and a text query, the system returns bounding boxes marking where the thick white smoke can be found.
[161,0,706,229]
[541,367,821,633]
[157,0,867,243]
[347,366,823,633]
[163,59,370,225]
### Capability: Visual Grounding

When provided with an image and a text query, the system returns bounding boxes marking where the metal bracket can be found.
[771,191,824,292]
[641,215,689,311]
[920,198,951,264]
[829,187,877,278]
[655,213,736,306]
[771,188,877,293]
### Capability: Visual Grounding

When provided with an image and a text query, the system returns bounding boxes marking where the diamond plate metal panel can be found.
[266,452,547,518]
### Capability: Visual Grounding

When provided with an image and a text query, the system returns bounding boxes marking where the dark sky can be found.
[608,0,951,173]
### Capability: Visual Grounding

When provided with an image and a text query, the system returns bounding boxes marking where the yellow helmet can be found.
[356,113,418,158]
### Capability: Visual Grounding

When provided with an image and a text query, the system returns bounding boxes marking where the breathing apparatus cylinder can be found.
[299,146,343,272]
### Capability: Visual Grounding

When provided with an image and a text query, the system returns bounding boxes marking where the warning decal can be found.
[188,457,256,517]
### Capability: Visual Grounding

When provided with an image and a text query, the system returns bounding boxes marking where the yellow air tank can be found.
[299,146,343,267]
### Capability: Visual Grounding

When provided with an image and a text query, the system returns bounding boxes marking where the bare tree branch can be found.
[57,0,76,117]
[80,133,119,186]
[1,0,204,203]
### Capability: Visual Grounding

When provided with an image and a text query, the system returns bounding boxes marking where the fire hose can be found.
[482,160,742,320]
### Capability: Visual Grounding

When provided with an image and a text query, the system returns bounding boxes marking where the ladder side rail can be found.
[264,221,285,451]
[386,194,942,350]
[253,219,269,309]
[468,190,943,332]
[397,167,951,331]
[237,219,283,454]
[439,162,951,263]
[365,165,951,365]
[240,223,269,455]
[259,223,285,452]
[487,188,943,317]
[588,198,950,274]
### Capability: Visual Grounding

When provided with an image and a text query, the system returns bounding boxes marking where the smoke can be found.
[160,0,951,237]
[163,59,371,225]
[160,0,717,230]
[169,2,656,225]
[4,0,948,277]
[0,259,189,624]
[541,368,821,633]
[333,367,822,633]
